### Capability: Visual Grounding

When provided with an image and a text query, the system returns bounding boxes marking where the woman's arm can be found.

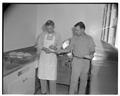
[52,33,63,53]
[35,32,45,55]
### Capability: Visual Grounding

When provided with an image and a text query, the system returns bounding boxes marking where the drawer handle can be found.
[18,67,29,76]
[23,78,28,82]
[18,71,22,76]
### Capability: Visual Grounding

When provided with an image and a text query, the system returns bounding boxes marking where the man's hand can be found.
[84,55,93,60]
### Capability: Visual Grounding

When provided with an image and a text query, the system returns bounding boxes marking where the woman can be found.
[36,20,61,94]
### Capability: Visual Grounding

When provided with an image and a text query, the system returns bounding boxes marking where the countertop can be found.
[3,46,38,77]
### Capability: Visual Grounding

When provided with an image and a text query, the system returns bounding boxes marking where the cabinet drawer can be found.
[4,61,35,80]
[3,61,36,94]
[6,68,35,94]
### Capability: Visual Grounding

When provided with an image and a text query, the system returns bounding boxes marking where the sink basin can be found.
[4,62,20,70]
[4,53,34,71]
[3,46,37,76]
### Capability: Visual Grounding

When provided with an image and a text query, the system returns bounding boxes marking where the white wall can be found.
[4,4,105,52]
[4,4,37,52]
[36,4,105,48]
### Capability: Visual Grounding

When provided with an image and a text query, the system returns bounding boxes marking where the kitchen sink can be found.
[3,52,35,71]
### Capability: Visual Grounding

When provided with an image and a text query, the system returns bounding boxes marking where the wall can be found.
[4,4,105,52]
[36,4,105,48]
[4,4,37,52]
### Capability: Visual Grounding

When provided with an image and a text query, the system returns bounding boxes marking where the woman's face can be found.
[72,26,83,36]
[46,25,54,33]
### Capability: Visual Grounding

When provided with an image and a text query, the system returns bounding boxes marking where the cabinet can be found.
[3,61,36,94]
[57,55,71,85]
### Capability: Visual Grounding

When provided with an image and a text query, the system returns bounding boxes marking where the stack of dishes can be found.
[8,52,32,60]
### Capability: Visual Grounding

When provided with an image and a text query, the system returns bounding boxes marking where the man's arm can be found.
[84,37,96,59]
[84,50,95,59]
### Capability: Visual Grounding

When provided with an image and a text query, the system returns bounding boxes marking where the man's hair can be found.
[74,21,85,30]
[45,20,55,27]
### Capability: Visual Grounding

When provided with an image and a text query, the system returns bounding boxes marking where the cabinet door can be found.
[20,67,35,94]
[4,63,35,94]
[57,55,71,85]
[6,77,26,94]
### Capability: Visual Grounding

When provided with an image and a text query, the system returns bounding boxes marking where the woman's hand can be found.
[49,45,57,50]
[42,47,52,54]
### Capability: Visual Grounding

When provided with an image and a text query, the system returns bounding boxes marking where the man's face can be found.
[73,26,83,36]
[46,25,54,33]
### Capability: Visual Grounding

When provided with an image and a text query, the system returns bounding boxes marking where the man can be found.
[61,21,95,94]
[36,20,61,94]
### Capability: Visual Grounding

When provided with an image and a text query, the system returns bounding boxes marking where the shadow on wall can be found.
[4,4,37,52]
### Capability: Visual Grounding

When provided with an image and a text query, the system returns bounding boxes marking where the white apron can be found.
[38,33,57,80]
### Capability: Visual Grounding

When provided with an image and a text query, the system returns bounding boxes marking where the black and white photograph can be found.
[2,2,118,94]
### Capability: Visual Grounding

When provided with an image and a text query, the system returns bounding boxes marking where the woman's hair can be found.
[45,20,55,27]
[74,21,85,30]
